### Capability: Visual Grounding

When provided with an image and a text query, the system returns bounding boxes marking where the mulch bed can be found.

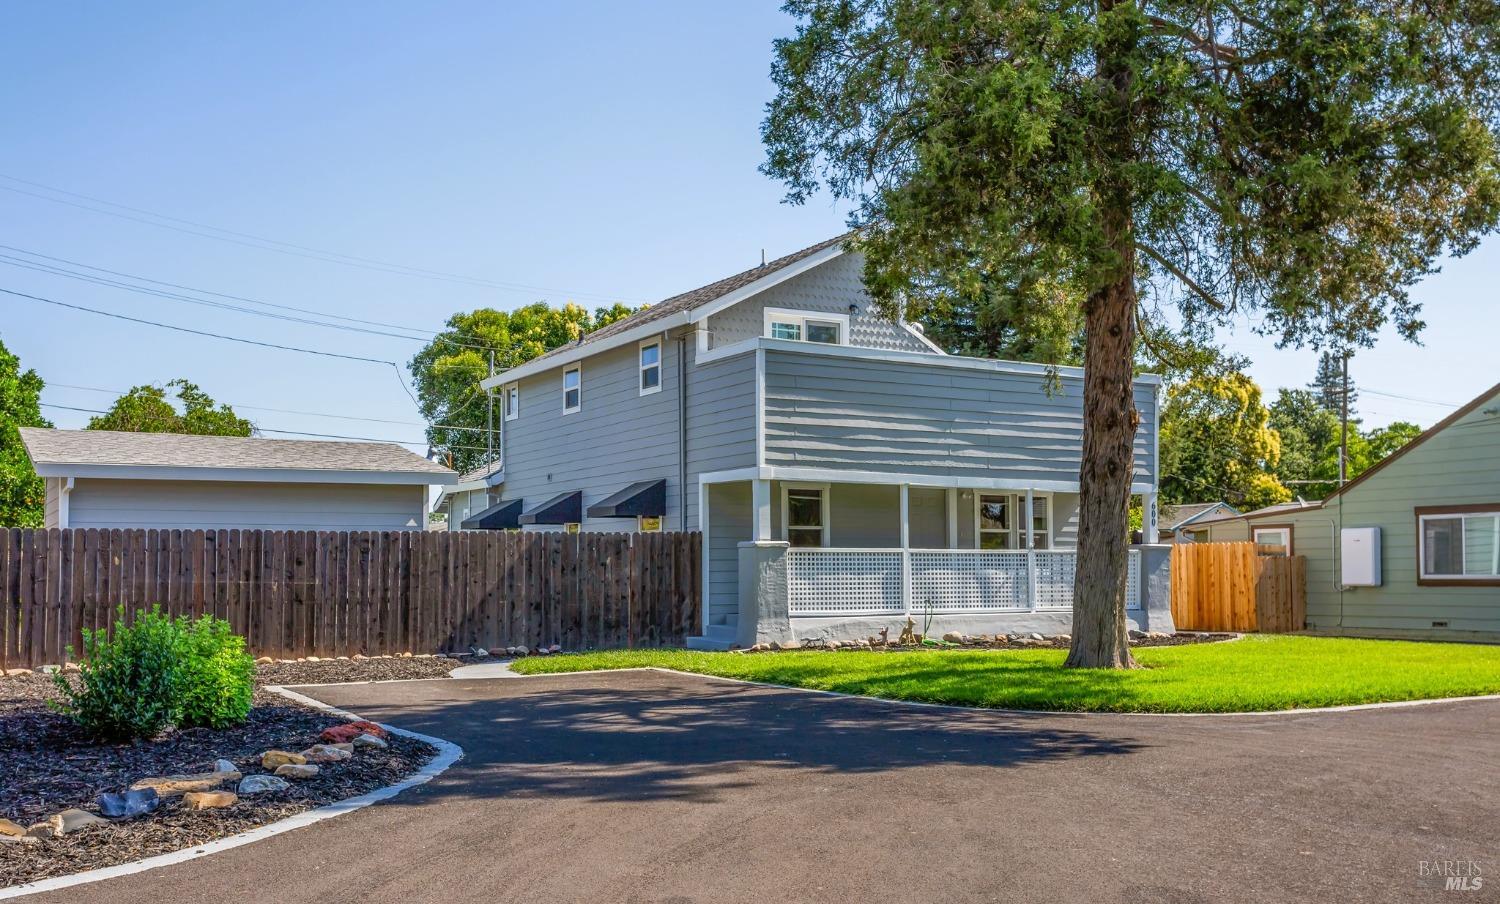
[255,654,472,687]
[0,673,437,887]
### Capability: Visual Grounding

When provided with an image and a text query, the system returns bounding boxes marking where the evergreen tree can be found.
[1309,351,1356,415]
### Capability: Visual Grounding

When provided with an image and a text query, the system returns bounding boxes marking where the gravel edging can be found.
[0,674,447,892]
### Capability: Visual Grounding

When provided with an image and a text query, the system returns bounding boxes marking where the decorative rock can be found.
[547,643,562,653]
[0,832,39,845]
[238,774,291,795]
[215,759,238,775]
[471,647,489,657]
[97,788,160,819]
[1128,629,1147,640]
[183,790,238,810]
[320,720,387,744]
[131,768,238,797]
[274,763,320,779]
[352,653,368,661]
[4,668,32,676]
[352,733,388,750]
[305,656,321,662]
[941,631,964,643]
[300,744,353,763]
[1029,633,1045,641]
[0,818,27,837]
[255,656,274,664]
[32,808,107,837]
[1148,631,1172,640]
[260,750,307,770]
[769,640,801,651]
[399,652,413,658]
[1055,634,1071,643]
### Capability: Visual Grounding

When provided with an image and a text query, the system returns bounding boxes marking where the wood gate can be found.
[1170,542,1307,633]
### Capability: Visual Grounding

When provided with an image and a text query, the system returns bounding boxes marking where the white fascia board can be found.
[694,465,1151,496]
[32,463,459,486]
[901,321,948,355]
[481,243,850,390]
[433,474,501,507]
[481,313,693,389]
[756,337,1163,386]
[693,337,759,366]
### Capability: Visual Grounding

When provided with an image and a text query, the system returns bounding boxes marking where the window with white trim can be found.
[503,384,519,421]
[783,485,828,547]
[1253,526,1292,556]
[1419,509,1500,580]
[639,340,662,395]
[562,365,580,413]
[764,308,850,346]
[976,493,1051,550]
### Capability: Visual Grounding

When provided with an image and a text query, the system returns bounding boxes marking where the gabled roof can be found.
[21,428,456,486]
[481,233,854,389]
[1161,502,1238,530]
[1315,380,1500,504]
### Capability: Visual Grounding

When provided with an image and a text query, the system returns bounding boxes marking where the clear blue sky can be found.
[2,1,1494,452]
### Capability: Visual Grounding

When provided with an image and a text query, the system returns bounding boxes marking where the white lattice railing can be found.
[786,548,903,616]
[787,547,1143,616]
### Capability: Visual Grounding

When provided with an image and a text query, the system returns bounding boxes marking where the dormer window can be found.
[764,307,850,345]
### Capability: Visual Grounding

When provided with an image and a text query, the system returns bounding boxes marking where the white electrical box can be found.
[1341,527,1382,587]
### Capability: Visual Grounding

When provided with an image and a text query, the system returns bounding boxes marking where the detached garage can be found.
[20,428,457,531]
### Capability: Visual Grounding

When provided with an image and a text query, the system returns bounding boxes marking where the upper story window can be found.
[503,384,519,421]
[639,339,662,396]
[764,307,850,346]
[1419,507,1500,583]
[562,364,581,414]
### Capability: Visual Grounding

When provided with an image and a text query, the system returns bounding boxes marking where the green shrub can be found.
[52,606,187,742]
[177,614,255,729]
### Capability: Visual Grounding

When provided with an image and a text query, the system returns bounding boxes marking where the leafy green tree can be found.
[1161,372,1291,510]
[1268,388,1343,496]
[760,0,1500,666]
[409,302,636,473]
[87,380,254,436]
[0,336,51,527]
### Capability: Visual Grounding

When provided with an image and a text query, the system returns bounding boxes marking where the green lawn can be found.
[507,636,1500,713]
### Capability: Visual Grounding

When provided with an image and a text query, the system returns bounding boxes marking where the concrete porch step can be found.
[686,623,736,651]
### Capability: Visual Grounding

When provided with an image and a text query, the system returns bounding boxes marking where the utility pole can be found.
[1338,349,1350,486]
[486,349,495,467]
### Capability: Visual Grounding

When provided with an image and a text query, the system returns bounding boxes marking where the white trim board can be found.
[693,466,1152,495]
[29,464,457,486]
[0,686,463,902]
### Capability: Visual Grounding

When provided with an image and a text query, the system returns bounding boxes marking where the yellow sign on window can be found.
[564,522,581,534]
[639,516,663,533]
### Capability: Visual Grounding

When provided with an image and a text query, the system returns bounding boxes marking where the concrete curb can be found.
[0,687,463,901]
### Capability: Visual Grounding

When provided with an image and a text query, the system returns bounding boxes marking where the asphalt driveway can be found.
[25,670,1500,904]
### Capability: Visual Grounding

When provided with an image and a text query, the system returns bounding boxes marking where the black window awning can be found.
[586,479,666,519]
[518,490,582,526]
[461,498,523,530]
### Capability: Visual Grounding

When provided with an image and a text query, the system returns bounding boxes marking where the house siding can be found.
[683,345,759,529]
[762,350,1157,487]
[1276,392,1500,638]
[63,479,426,531]
[502,336,686,531]
[705,252,930,353]
[706,481,751,627]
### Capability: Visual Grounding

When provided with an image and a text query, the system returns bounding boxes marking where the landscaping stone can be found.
[255,656,274,664]
[353,733,388,750]
[31,808,107,837]
[0,818,28,837]
[183,791,238,811]
[4,668,32,676]
[261,750,307,770]
[0,832,39,845]
[941,631,964,643]
[300,744,353,763]
[769,640,801,650]
[1129,629,1147,640]
[131,768,238,798]
[274,763,320,779]
[215,759,239,775]
[97,788,160,819]
[237,774,291,795]
[471,647,488,657]
[320,720,387,744]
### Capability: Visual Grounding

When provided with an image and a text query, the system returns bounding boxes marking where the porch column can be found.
[945,488,958,548]
[1143,492,1159,544]
[751,479,772,542]
[1024,488,1037,609]
[899,483,912,616]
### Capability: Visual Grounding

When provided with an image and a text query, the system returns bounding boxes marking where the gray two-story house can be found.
[478,235,1171,648]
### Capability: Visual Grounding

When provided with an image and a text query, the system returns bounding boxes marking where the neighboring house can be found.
[21,428,456,531]
[1159,502,1241,542]
[431,462,506,530]
[1186,500,1317,550]
[477,235,1170,648]
[1189,381,1500,641]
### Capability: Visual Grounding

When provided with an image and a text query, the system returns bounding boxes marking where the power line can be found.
[0,173,641,304]
[1360,388,1459,408]
[48,382,425,427]
[0,246,499,354]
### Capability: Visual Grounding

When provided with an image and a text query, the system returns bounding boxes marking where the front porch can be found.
[693,477,1173,649]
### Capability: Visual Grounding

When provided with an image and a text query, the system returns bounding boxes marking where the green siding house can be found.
[1246,382,1500,641]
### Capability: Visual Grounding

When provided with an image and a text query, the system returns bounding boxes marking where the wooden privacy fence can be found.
[1170,541,1307,633]
[0,528,701,669]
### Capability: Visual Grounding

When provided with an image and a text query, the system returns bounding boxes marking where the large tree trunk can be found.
[1064,266,1140,669]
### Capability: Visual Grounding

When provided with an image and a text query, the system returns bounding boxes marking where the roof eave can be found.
[32,462,458,486]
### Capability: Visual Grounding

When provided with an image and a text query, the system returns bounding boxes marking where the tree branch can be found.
[1147,16,1241,61]
[1136,242,1229,311]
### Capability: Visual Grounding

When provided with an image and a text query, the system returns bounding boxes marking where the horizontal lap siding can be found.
[762,352,1157,486]
[706,483,750,626]
[65,480,424,531]
[504,338,685,531]
[1290,392,1500,636]
[684,350,758,529]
